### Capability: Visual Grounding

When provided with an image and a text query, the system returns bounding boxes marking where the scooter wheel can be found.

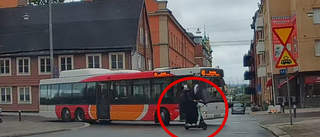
[201,123,207,130]
[185,125,189,130]
[0,118,2,123]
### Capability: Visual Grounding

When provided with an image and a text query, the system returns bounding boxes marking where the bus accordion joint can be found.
[153,71,170,77]
[201,70,221,76]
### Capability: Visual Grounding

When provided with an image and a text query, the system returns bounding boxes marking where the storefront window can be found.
[305,76,320,98]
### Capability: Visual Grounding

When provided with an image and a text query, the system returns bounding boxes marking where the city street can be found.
[28,111,274,137]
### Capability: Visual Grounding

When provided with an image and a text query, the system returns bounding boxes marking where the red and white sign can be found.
[271,16,293,62]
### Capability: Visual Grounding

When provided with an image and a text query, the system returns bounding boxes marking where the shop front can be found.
[303,76,320,107]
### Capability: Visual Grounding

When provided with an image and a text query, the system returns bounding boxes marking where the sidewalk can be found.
[252,108,320,137]
[0,113,90,137]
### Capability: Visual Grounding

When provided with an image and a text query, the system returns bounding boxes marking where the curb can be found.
[0,122,90,137]
[258,122,291,137]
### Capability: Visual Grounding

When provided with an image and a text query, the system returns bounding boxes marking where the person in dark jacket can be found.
[179,85,198,126]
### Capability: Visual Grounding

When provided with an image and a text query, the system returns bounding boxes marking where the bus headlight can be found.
[202,111,207,114]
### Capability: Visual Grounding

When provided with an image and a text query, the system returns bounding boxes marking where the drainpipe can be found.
[267,0,277,106]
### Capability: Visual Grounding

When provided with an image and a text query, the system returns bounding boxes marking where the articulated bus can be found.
[39,66,226,125]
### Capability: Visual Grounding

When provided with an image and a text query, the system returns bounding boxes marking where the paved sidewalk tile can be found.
[0,115,89,137]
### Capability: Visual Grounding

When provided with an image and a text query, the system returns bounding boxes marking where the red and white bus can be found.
[39,66,226,125]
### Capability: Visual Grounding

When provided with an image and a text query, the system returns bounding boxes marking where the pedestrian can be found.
[179,85,198,126]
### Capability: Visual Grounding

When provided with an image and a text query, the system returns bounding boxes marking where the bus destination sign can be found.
[153,71,171,77]
[200,69,223,77]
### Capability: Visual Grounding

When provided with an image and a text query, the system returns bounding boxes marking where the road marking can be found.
[231,131,248,134]
[301,132,314,135]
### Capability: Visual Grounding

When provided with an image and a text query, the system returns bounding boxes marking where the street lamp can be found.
[307,10,314,17]
[186,27,201,34]
[49,0,54,78]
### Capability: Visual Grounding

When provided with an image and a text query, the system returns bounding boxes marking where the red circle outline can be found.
[156,77,229,137]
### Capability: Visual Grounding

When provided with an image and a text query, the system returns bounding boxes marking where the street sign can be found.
[279,69,287,75]
[272,26,294,46]
[275,48,298,68]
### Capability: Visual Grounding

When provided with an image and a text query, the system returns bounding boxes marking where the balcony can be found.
[255,14,263,31]
[243,54,253,67]
[244,71,255,80]
[244,87,256,95]
[257,65,266,77]
[256,39,265,54]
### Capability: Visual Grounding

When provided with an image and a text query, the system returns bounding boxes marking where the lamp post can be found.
[186,27,201,34]
[229,76,233,86]
[49,0,54,78]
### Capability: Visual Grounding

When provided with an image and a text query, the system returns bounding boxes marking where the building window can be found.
[140,26,144,45]
[313,8,320,24]
[38,56,51,74]
[18,87,31,104]
[59,55,73,71]
[17,57,30,75]
[0,58,11,76]
[109,52,125,69]
[0,87,12,104]
[86,54,102,68]
[316,40,320,56]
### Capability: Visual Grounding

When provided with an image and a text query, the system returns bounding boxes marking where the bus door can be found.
[96,82,110,121]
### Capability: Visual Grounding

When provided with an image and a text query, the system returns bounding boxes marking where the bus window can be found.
[72,83,86,104]
[110,80,133,104]
[40,85,47,105]
[59,84,72,104]
[200,78,224,103]
[133,79,150,104]
[86,82,96,104]
[151,78,173,104]
[48,85,59,105]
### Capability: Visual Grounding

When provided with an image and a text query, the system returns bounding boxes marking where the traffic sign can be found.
[272,26,294,46]
[275,48,298,68]
[279,69,287,75]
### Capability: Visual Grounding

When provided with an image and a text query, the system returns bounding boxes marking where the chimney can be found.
[158,0,168,10]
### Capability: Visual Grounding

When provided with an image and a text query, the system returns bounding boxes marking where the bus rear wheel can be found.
[160,108,170,126]
[62,108,72,122]
[75,109,85,122]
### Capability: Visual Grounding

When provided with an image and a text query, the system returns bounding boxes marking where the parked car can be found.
[231,103,245,114]
[0,107,2,114]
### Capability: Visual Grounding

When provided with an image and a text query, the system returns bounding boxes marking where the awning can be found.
[266,79,272,87]
[278,76,295,89]
[305,76,320,84]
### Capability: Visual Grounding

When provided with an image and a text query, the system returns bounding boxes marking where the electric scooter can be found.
[184,100,207,130]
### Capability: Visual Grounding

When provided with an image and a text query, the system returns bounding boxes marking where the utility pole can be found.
[267,0,276,105]
[49,0,54,78]
[286,67,293,125]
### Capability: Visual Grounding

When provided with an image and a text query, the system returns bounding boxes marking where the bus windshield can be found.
[199,77,225,103]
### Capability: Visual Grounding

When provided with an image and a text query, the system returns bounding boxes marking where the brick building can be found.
[0,0,152,111]
[245,0,320,109]
[190,33,213,67]
[146,0,196,68]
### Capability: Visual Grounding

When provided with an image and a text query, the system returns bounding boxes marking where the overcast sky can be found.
[167,0,260,85]
[65,0,259,85]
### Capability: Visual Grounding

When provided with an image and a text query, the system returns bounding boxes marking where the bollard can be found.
[282,103,285,113]
[18,110,21,121]
[293,104,296,118]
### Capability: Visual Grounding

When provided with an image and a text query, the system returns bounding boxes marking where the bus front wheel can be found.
[160,108,170,125]
[61,108,72,122]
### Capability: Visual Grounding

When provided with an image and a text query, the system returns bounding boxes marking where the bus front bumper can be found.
[202,113,225,120]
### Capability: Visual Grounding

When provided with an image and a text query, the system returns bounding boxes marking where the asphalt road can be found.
[28,112,274,137]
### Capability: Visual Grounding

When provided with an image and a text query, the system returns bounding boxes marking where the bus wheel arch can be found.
[155,107,170,125]
[75,108,85,122]
[61,108,72,122]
